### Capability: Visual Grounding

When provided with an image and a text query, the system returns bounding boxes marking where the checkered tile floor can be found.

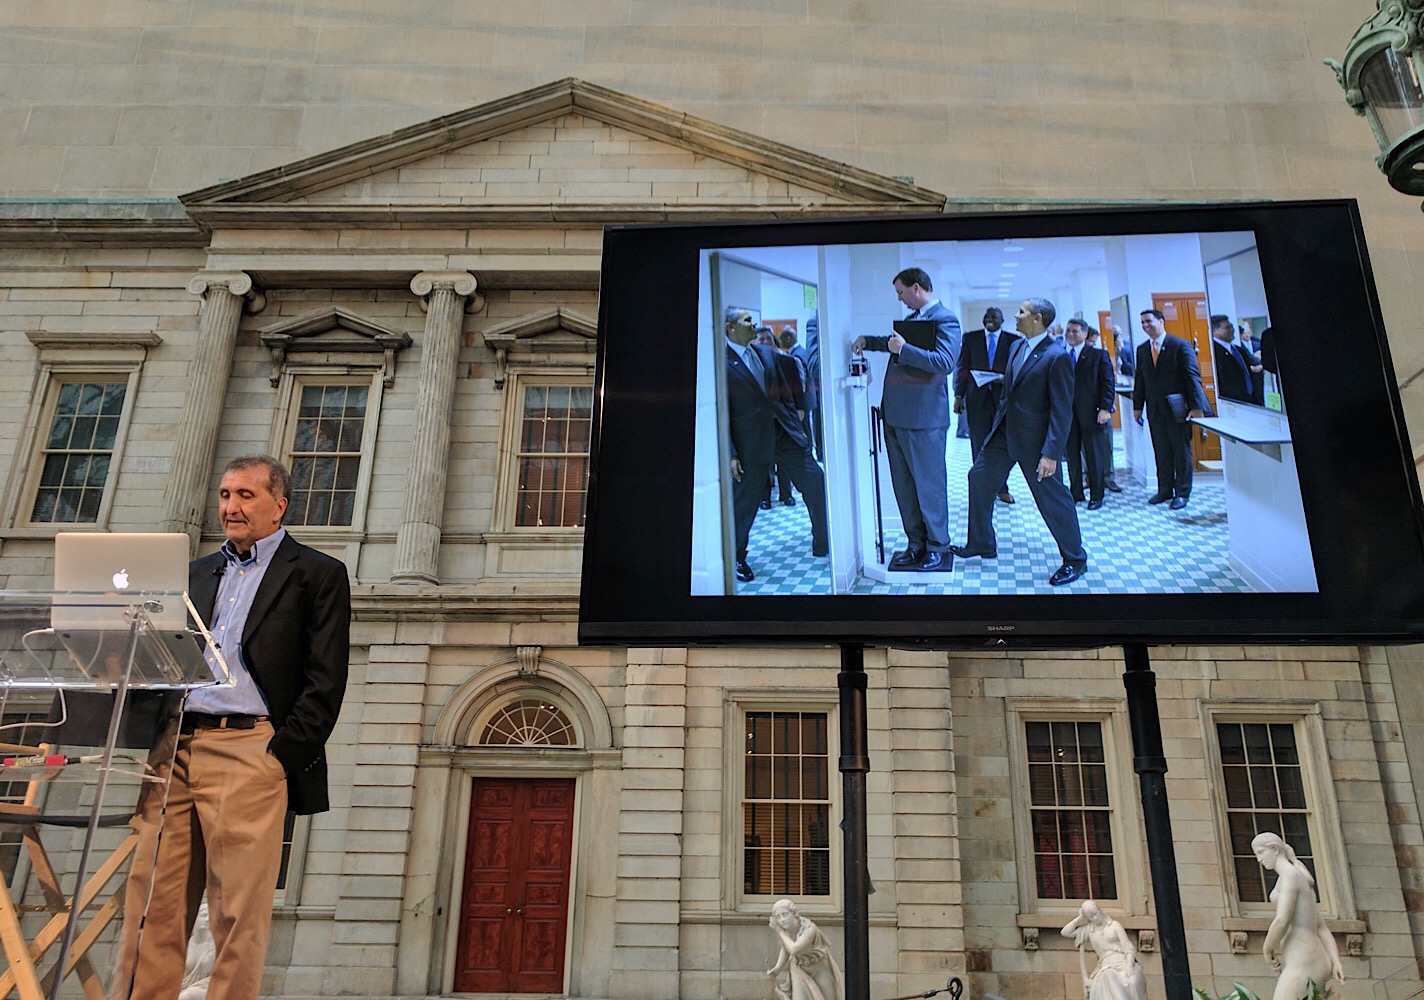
[737,436,1254,596]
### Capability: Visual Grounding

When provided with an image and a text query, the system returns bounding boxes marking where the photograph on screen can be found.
[690,231,1316,598]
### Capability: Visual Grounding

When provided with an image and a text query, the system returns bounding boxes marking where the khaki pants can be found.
[118,720,288,1000]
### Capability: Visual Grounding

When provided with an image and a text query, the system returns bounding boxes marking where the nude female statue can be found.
[766,899,845,1000]
[1060,900,1147,1000]
[1252,832,1344,1000]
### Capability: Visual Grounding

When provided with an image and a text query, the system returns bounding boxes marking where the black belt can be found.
[180,713,268,733]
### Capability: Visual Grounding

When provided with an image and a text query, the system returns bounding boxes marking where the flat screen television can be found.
[578,200,1424,648]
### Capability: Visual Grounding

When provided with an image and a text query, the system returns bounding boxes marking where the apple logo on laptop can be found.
[112,568,130,590]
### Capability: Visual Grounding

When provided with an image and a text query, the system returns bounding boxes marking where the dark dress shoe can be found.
[1086,498,1104,511]
[950,544,997,559]
[888,547,925,569]
[735,560,755,582]
[758,499,772,510]
[1104,479,1123,493]
[1049,561,1086,586]
[1148,492,1172,504]
[997,491,1015,504]
[782,496,796,506]
[1071,494,1086,504]
[917,550,950,572]
[1169,496,1189,510]
[812,546,828,557]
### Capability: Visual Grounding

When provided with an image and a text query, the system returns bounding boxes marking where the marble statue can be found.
[1061,900,1147,1000]
[178,900,214,1000]
[767,898,845,1000]
[1252,832,1344,1000]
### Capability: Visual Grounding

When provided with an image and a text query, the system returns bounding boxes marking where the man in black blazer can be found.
[121,455,350,1000]
[954,307,1020,504]
[1064,319,1115,510]
[1133,308,1209,510]
[851,267,960,572]
[725,309,828,583]
[952,298,1088,586]
[1210,314,1264,405]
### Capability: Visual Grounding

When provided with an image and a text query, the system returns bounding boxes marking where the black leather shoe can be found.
[1148,492,1172,504]
[1071,494,1086,504]
[781,496,796,507]
[917,550,951,572]
[758,499,772,510]
[1170,496,1189,510]
[1049,561,1086,586]
[1086,498,1104,511]
[812,545,828,557]
[1104,479,1123,493]
[888,547,924,569]
[950,544,997,559]
[735,560,755,582]
[997,491,1015,504]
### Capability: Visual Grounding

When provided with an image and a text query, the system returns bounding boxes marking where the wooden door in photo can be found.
[1098,310,1123,429]
[1152,293,1221,469]
[454,777,576,994]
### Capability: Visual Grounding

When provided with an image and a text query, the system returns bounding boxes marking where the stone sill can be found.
[1221,916,1367,934]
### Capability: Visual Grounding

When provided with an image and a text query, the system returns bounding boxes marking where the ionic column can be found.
[160,271,259,548]
[390,271,476,585]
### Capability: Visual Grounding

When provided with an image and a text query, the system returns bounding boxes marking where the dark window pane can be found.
[1219,723,1245,765]
[77,383,103,416]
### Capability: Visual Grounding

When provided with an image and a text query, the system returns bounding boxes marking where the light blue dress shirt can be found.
[186,528,286,716]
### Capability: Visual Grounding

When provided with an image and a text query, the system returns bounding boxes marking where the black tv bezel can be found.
[578,199,1424,649]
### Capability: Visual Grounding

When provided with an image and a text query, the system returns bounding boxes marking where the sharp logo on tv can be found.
[581,201,1424,646]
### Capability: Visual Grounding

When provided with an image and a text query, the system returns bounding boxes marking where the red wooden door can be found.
[454,777,576,993]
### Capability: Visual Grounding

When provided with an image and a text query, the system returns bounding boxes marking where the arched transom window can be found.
[480,698,577,746]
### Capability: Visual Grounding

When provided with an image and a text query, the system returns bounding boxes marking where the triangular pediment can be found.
[181,79,944,226]
[257,306,412,386]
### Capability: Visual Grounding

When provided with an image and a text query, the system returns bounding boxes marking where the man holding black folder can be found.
[851,267,960,572]
[1132,308,1208,510]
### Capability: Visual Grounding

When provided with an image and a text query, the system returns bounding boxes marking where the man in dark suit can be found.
[1063,319,1115,510]
[1210,313,1264,405]
[954,306,1021,504]
[725,308,828,583]
[851,267,960,572]
[952,298,1088,586]
[1133,308,1209,510]
[121,455,350,1000]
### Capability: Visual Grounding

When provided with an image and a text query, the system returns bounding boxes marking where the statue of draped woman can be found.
[1061,900,1147,1000]
[767,899,845,1000]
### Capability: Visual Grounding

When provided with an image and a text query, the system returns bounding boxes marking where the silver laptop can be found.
[52,532,191,631]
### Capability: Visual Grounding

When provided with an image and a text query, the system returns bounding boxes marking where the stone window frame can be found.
[259,307,409,543]
[1199,700,1356,923]
[273,811,311,908]
[268,368,385,535]
[483,307,597,541]
[0,333,157,538]
[1006,698,1148,930]
[722,689,842,916]
[493,372,594,533]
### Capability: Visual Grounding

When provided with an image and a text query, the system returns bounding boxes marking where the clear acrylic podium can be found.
[0,591,229,1000]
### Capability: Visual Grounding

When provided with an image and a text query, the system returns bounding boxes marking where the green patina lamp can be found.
[1327,0,1424,196]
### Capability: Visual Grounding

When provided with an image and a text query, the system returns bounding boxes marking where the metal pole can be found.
[1121,643,1192,1000]
[839,643,870,1000]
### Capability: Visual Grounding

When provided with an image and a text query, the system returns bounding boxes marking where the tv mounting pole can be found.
[1122,643,1192,1000]
[839,643,871,1000]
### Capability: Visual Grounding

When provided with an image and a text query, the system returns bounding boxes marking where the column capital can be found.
[186,270,254,298]
[410,270,477,299]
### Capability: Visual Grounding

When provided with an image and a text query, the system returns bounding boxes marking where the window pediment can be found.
[481,307,596,389]
[257,306,412,387]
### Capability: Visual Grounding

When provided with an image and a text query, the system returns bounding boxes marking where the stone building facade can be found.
[1,6,1424,1000]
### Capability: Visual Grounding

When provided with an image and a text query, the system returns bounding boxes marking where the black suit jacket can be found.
[955,328,1019,401]
[1133,334,1209,420]
[1212,339,1257,404]
[1071,345,1115,428]
[992,336,1075,463]
[189,532,351,815]
[726,342,779,466]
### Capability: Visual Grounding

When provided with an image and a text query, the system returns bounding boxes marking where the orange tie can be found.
[1151,340,1160,365]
